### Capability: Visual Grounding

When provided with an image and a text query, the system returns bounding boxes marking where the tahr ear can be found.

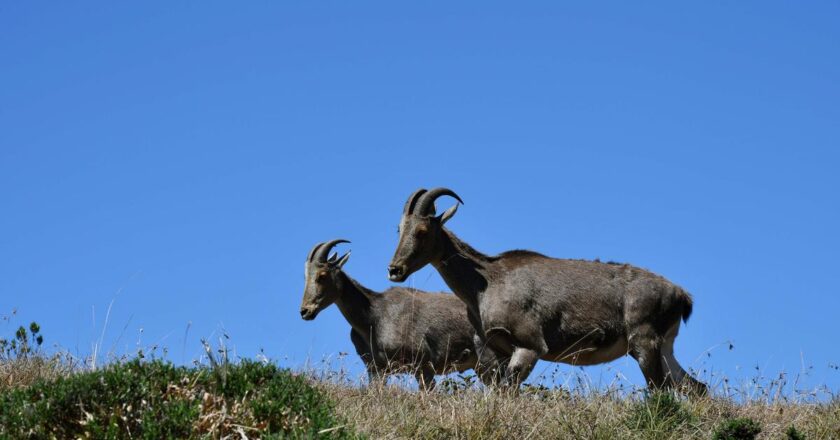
[335,251,351,268]
[437,202,459,224]
[327,252,338,263]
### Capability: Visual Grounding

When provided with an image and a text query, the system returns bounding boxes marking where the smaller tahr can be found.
[300,239,502,390]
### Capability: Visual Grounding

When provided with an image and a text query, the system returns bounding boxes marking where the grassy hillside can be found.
[2,323,837,439]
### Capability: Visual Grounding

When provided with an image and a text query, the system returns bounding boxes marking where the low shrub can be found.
[0,359,357,439]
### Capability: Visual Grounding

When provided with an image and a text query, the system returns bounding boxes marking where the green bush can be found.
[0,359,358,439]
[713,417,762,440]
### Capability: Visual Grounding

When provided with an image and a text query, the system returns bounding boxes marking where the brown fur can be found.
[301,241,503,389]
[388,188,707,394]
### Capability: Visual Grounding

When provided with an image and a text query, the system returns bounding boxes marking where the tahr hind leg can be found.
[660,323,708,396]
[629,324,668,390]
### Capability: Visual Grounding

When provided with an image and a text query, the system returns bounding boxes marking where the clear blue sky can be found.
[2,2,838,393]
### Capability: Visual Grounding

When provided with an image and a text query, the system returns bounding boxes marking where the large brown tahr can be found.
[387,188,707,395]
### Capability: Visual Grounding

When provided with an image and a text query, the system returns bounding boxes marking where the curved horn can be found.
[415,187,464,216]
[403,188,428,215]
[307,241,325,262]
[314,239,350,263]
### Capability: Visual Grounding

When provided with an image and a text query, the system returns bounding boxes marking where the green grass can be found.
[0,359,358,439]
[625,391,697,439]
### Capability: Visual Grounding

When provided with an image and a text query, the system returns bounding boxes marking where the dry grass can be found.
[0,318,77,393]
[0,354,76,393]
[319,381,839,439]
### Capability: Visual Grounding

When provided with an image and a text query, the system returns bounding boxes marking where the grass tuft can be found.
[712,417,762,440]
[786,424,806,440]
[625,391,696,438]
